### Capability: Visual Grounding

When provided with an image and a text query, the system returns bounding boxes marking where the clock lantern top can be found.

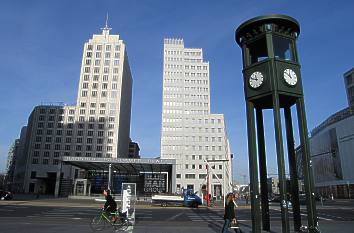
[235,15,303,108]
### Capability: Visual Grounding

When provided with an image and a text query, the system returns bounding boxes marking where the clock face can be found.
[283,69,298,86]
[249,71,264,89]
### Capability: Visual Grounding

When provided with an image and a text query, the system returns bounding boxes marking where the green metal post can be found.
[272,94,290,233]
[256,108,270,231]
[246,101,261,233]
[296,98,320,233]
[284,106,301,231]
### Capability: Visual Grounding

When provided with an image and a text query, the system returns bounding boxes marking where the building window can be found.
[97,138,103,144]
[32,159,39,164]
[43,159,49,165]
[33,151,40,157]
[247,37,268,64]
[185,174,195,179]
[176,174,181,179]
[81,91,88,97]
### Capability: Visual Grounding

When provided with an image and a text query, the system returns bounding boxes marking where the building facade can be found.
[309,108,354,198]
[160,38,232,197]
[21,24,133,195]
[295,68,354,198]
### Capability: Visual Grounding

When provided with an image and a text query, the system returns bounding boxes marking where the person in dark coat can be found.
[103,189,117,223]
[221,193,241,233]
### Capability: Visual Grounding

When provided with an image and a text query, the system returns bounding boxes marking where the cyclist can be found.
[103,189,117,223]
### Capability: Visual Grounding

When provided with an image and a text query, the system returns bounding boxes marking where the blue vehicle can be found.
[152,189,202,208]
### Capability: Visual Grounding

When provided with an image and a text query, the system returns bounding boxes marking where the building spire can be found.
[101,12,112,37]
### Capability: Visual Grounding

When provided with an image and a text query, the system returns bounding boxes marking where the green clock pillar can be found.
[235,15,320,233]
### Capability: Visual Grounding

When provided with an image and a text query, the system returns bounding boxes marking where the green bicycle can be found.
[90,209,130,232]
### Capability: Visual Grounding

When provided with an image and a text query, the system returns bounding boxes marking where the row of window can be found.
[165,50,202,56]
[38,115,64,122]
[34,136,114,147]
[176,173,223,179]
[87,44,120,51]
[37,122,114,130]
[34,144,113,152]
[38,108,64,115]
[162,145,223,151]
[185,79,208,84]
[161,136,223,142]
[81,90,118,99]
[82,82,118,90]
[32,158,59,165]
[164,94,209,100]
[162,117,222,125]
[162,86,209,93]
[83,74,119,82]
[164,64,207,70]
[36,128,114,137]
[85,59,119,66]
[85,51,120,59]
[79,102,107,108]
[164,57,204,64]
[83,66,119,74]
[162,109,209,115]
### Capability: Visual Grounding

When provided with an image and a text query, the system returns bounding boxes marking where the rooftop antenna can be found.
[101,12,112,37]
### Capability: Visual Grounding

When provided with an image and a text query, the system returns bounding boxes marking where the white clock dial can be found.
[249,71,264,89]
[283,68,298,86]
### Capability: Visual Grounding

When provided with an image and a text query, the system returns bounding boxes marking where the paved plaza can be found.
[1,197,354,233]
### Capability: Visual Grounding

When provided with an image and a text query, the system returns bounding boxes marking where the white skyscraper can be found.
[161,38,232,197]
[22,22,133,194]
[75,22,132,158]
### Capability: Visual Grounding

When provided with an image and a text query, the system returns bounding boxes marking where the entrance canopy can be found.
[62,156,176,175]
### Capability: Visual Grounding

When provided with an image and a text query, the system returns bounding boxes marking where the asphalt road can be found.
[0,199,354,233]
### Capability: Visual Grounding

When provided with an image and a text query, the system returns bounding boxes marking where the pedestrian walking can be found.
[221,193,242,233]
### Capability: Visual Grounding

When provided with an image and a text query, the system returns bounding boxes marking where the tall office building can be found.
[76,23,132,158]
[21,23,133,194]
[160,38,232,197]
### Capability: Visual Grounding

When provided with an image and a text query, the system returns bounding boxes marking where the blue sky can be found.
[0,0,353,183]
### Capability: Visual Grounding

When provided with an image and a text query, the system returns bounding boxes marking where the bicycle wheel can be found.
[90,215,106,231]
[113,220,129,232]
